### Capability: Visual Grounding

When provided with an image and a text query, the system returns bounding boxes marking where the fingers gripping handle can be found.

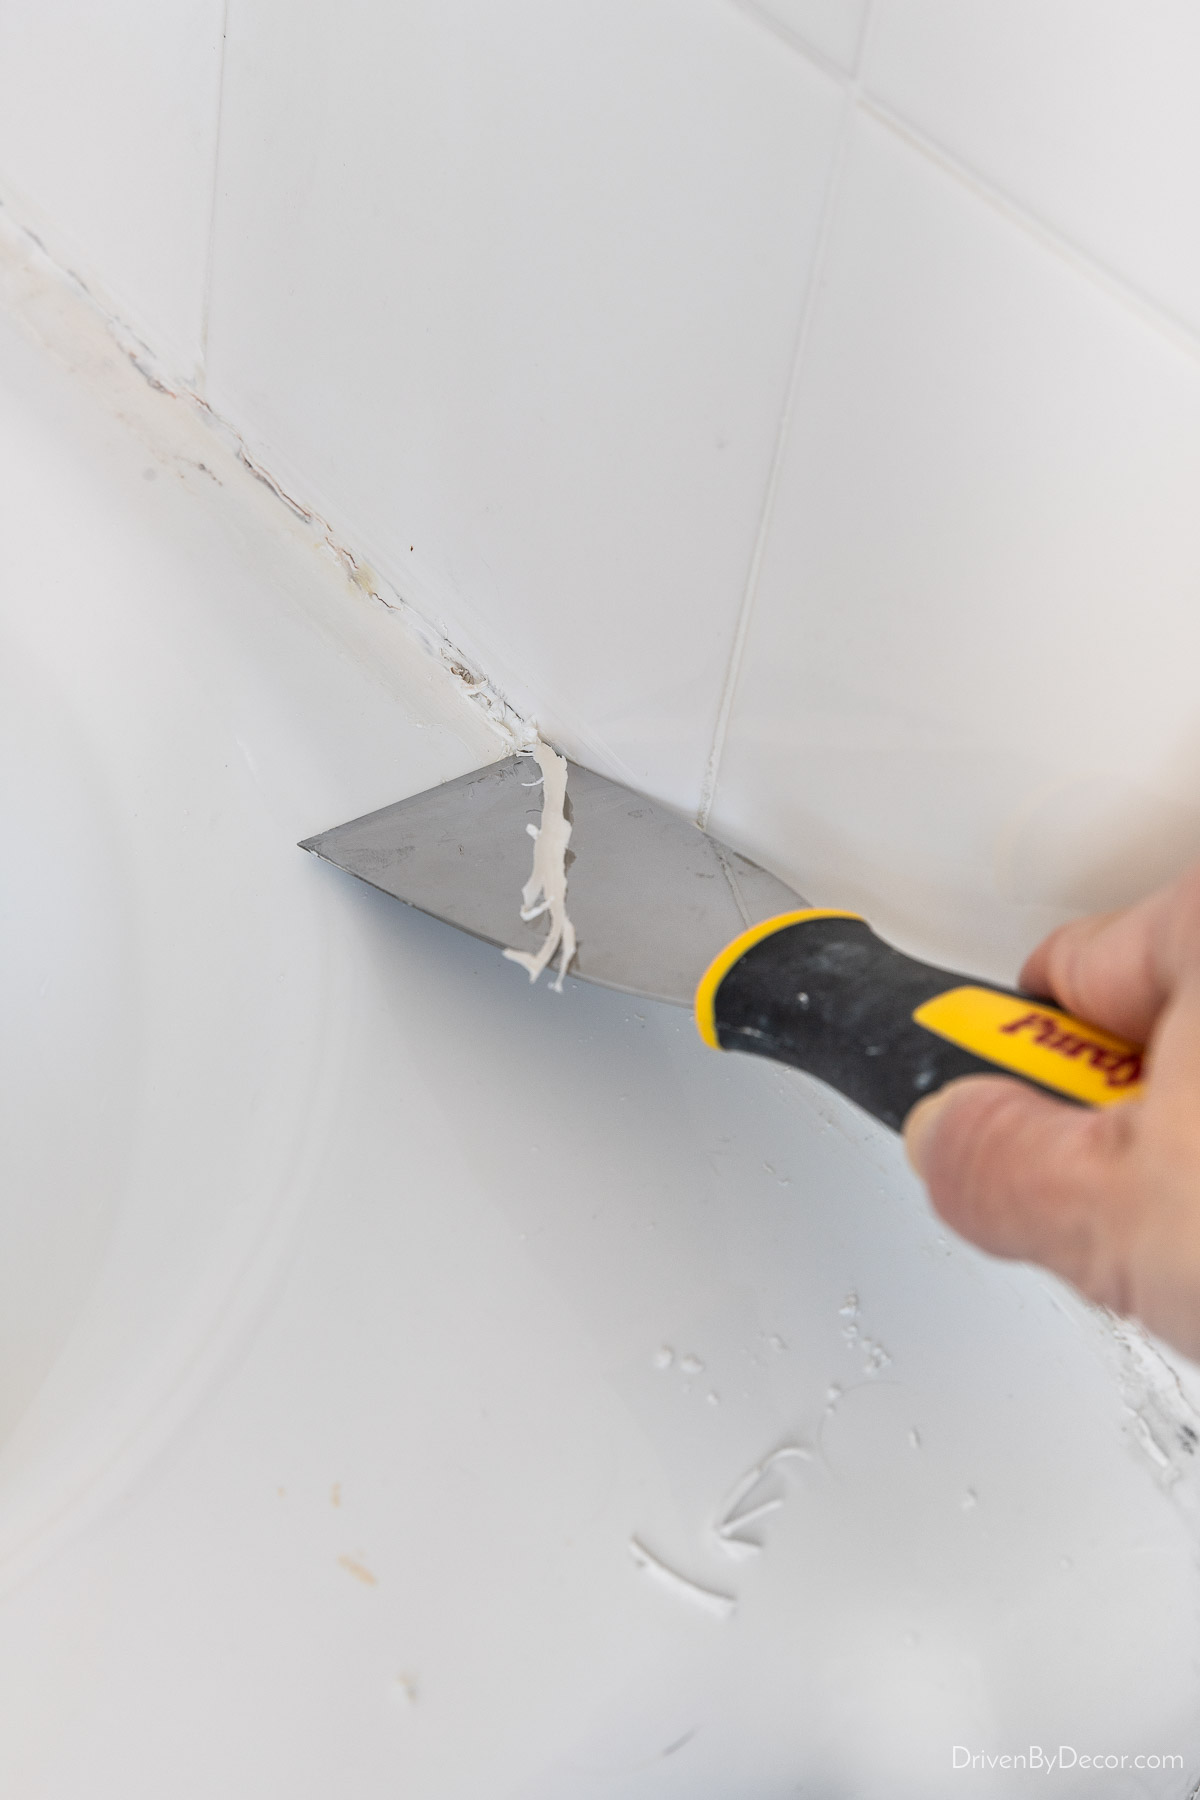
[694,912,1144,1133]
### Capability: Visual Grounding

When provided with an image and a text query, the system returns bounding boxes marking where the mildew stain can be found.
[338,1554,378,1587]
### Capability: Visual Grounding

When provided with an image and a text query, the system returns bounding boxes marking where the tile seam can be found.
[197,0,231,396]
[723,0,853,85]
[858,92,1200,371]
[724,0,1200,371]
[700,7,1200,832]
[697,21,871,828]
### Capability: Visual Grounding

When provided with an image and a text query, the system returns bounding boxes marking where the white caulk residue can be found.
[503,741,578,992]
[838,1291,893,1375]
[628,1538,736,1619]
[1106,1318,1200,1527]
[712,1444,812,1560]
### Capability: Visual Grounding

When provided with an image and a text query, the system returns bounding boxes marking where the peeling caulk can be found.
[0,206,539,758]
[447,667,536,753]
[503,741,578,991]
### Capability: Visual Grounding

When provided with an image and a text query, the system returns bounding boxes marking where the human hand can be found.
[904,863,1200,1361]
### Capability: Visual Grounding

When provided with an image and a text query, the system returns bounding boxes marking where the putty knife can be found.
[300,754,1143,1131]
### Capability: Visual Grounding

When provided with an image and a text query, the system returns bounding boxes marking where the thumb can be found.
[903,1076,1140,1315]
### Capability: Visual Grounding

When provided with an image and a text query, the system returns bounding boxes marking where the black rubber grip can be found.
[713,915,1058,1132]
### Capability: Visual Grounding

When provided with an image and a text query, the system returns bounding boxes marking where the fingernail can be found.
[903,1088,954,1177]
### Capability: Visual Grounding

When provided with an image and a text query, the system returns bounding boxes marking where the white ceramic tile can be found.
[206,0,845,813]
[865,0,1200,340]
[0,0,224,379]
[711,112,1200,985]
[736,0,869,71]
[6,214,1200,1800]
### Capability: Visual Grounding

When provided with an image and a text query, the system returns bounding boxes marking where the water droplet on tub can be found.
[653,1346,674,1371]
[839,1293,859,1318]
[909,1428,921,1450]
[962,1488,977,1512]
[680,1354,704,1376]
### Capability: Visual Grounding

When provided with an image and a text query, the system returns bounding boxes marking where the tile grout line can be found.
[197,0,231,397]
[850,0,882,82]
[723,0,849,85]
[860,91,1200,372]
[727,0,1200,374]
[696,9,876,830]
[700,0,1200,834]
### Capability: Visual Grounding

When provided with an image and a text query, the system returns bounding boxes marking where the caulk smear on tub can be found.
[628,1538,736,1620]
[502,740,578,992]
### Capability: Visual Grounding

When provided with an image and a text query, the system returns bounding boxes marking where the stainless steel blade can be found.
[300,754,806,1005]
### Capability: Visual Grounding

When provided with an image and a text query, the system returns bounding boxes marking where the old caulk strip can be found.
[503,741,578,991]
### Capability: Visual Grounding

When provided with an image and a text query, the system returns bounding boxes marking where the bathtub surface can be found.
[2,222,1199,1800]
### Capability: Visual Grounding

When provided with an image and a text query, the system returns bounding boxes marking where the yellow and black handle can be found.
[695,910,1143,1132]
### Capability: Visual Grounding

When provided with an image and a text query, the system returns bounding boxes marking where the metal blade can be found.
[300,754,806,1006]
